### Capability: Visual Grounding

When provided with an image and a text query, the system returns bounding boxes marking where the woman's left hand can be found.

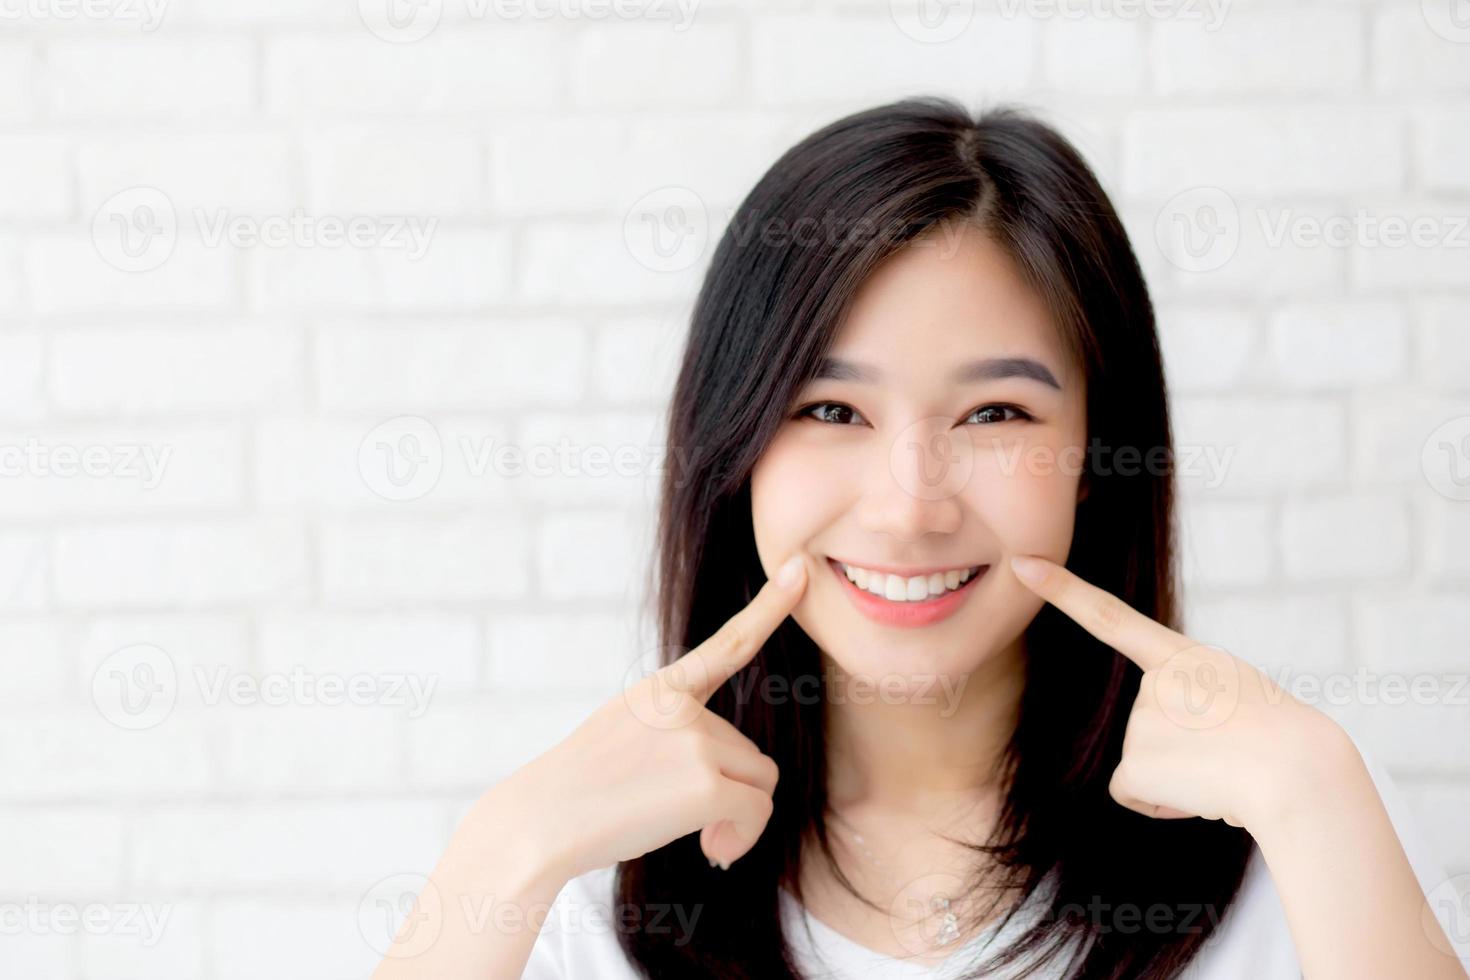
[1008,554,1359,837]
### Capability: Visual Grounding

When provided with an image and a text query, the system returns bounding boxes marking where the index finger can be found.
[659,553,809,703]
[1008,554,1193,672]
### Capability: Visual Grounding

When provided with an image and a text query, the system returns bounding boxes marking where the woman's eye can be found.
[794,402,1032,426]
[796,401,867,426]
[966,404,1033,424]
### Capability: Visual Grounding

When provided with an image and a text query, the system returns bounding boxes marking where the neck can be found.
[822,636,1026,818]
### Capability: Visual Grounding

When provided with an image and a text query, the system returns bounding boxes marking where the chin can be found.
[797,613,997,690]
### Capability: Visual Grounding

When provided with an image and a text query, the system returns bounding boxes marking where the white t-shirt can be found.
[521,735,1469,979]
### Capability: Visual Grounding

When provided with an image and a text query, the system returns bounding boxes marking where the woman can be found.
[373,97,1468,979]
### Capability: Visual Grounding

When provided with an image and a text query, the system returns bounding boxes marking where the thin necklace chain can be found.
[828,809,962,948]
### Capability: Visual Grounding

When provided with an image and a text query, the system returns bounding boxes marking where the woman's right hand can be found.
[499,551,810,882]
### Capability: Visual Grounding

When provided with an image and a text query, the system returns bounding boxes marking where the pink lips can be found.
[828,557,987,629]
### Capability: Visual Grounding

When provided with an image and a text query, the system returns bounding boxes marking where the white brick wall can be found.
[1,4,1466,977]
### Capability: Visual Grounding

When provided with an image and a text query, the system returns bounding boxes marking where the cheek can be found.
[749,431,847,575]
[967,441,1081,562]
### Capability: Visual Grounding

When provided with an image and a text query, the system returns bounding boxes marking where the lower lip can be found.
[829,558,987,629]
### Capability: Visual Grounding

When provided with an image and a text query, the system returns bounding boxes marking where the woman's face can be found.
[750,221,1088,687]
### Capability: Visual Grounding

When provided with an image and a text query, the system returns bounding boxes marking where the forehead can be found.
[829,222,1071,383]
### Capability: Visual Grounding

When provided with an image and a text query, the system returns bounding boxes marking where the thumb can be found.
[701,818,766,871]
[1153,805,1195,819]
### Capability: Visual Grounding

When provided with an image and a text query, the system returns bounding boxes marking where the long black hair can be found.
[615,95,1254,979]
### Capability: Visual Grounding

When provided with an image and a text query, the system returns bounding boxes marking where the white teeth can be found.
[839,562,984,602]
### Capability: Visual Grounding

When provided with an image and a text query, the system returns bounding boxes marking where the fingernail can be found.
[1010,555,1047,585]
[776,555,805,589]
[718,859,730,871]
[708,857,718,868]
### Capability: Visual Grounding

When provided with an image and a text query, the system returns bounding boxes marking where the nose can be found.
[854,420,968,541]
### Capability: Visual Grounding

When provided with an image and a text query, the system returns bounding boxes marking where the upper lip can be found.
[828,556,989,577]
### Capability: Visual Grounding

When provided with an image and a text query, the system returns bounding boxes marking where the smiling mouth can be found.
[829,558,988,603]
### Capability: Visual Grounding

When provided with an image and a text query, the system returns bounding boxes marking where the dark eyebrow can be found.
[814,356,1062,390]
